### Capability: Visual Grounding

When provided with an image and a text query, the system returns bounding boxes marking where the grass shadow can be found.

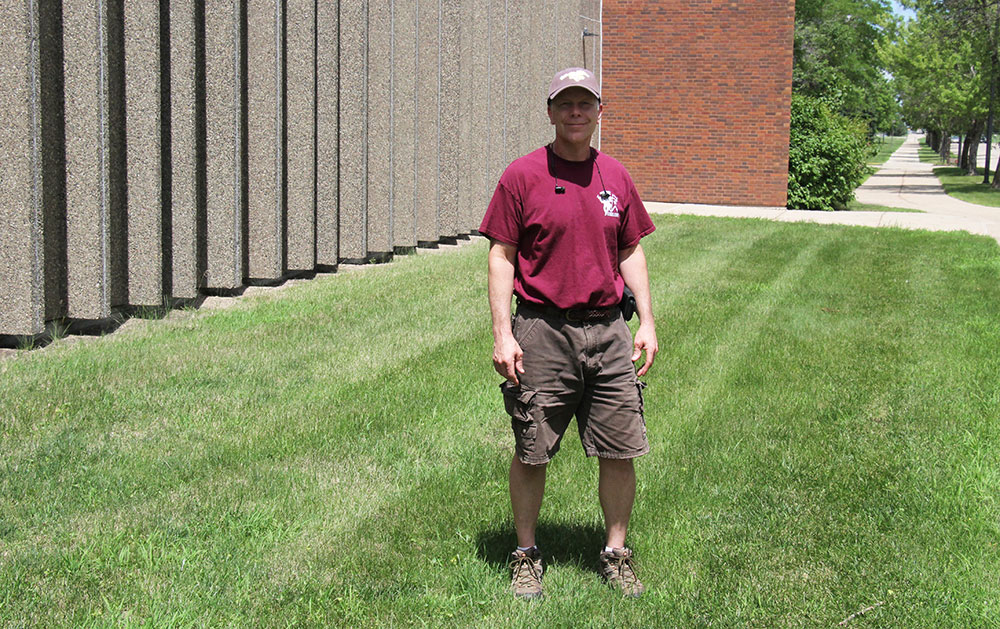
[476,521,606,573]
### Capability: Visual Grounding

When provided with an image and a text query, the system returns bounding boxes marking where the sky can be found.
[891,0,917,22]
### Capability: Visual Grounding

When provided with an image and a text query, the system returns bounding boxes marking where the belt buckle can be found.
[565,308,584,322]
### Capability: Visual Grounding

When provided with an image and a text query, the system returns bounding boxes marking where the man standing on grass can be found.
[479,67,658,599]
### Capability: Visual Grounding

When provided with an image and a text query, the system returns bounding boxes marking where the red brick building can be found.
[602,0,796,207]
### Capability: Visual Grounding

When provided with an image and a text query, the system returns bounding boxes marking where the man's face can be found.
[547,87,602,146]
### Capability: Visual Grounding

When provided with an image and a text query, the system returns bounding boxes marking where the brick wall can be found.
[602,1,795,206]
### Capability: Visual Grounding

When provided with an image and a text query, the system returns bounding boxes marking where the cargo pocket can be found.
[500,381,538,452]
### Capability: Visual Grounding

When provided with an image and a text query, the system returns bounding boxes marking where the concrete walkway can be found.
[646,133,1000,244]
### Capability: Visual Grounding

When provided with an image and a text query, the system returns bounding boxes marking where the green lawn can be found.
[2,216,999,627]
[918,144,1000,207]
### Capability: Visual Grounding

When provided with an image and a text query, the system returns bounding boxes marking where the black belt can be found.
[517,301,621,322]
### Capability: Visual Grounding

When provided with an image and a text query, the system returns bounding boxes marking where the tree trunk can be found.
[939,134,951,162]
[928,130,941,152]
[965,120,983,175]
[967,135,981,174]
[992,152,1000,188]
[957,134,964,167]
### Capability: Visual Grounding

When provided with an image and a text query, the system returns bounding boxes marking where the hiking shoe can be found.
[599,547,645,598]
[509,547,544,599]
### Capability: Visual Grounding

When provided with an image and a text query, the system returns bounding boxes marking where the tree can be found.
[794,0,899,132]
[896,0,1000,181]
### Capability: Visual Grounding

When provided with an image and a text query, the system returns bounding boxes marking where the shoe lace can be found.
[509,553,541,588]
[611,550,640,586]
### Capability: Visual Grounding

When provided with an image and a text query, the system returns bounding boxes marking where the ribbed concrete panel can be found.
[316,0,339,266]
[414,0,437,244]
[556,0,578,75]
[63,0,127,319]
[339,0,367,260]
[0,0,44,335]
[204,0,243,289]
[470,0,491,225]
[507,0,532,160]
[486,0,505,187]
[438,0,459,238]
[392,0,417,249]
[366,0,392,257]
[124,0,163,305]
[286,0,316,271]
[169,0,201,299]
[247,0,283,280]
[581,0,601,148]
[456,0,478,232]
[526,0,547,154]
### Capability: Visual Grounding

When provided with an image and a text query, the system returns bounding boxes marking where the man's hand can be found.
[619,244,657,377]
[493,333,525,384]
[631,322,658,377]
[488,240,523,383]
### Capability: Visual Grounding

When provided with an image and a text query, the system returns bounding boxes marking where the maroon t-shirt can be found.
[479,145,655,309]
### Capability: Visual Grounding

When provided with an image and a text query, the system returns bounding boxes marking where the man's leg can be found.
[509,455,547,547]
[598,457,636,548]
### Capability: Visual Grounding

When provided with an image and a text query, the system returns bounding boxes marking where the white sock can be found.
[517,545,537,552]
[605,546,623,553]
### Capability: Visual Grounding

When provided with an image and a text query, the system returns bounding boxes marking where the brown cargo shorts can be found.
[500,305,649,465]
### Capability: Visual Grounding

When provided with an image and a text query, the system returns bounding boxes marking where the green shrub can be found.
[787,95,874,211]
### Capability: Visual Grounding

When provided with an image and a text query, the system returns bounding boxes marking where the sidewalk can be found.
[646,133,1000,244]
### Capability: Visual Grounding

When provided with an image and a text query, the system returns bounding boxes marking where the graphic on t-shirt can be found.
[599,191,620,218]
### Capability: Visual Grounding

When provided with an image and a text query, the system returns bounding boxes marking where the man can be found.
[479,67,658,599]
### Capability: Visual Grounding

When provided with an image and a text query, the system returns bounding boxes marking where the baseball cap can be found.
[548,67,601,101]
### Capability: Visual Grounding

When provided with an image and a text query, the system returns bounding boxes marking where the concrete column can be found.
[366,0,392,259]
[437,0,459,239]
[580,0,601,148]
[62,0,127,319]
[414,0,437,244]
[486,0,506,188]
[505,0,531,160]
[392,0,417,250]
[204,0,244,289]
[247,0,283,280]
[339,0,367,261]
[169,0,203,300]
[286,0,316,271]
[316,0,339,267]
[124,0,164,306]
[458,0,496,231]
[0,0,45,335]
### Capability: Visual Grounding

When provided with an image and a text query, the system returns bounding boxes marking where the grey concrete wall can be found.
[247,0,283,280]
[339,0,366,261]
[0,0,602,337]
[438,0,460,238]
[170,0,202,300]
[124,0,163,306]
[316,0,339,267]
[62,0,127,320]
[286,0,316,271]
[367,0,393,258]
[392,0,417,250]
[0,0,44,335]
[414,0,438,245]
[203,0,243,290]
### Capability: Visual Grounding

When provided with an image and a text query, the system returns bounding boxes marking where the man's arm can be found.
[488,239,524,384]
[619,243,658,377]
